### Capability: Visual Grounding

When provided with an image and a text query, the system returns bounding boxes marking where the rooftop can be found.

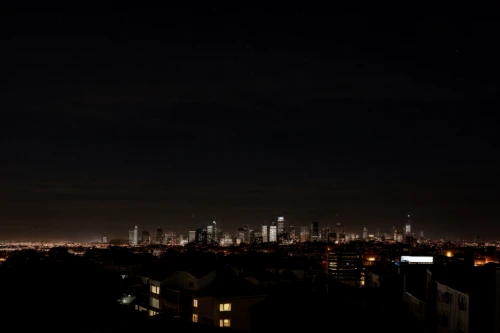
[194,275,267,299]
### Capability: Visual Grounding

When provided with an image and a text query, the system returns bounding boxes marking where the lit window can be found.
[192,314,198,323]
[151,297,160,309]
[148,310,158,316]
[151,285,160,294]
[219,319,231,327]
[219,303,231,311]
[193,299,198,308]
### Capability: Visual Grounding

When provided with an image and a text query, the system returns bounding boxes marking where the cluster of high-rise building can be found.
[122,214,423,247]
[126,226,184,246]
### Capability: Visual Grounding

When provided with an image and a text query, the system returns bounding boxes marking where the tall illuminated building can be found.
[261,224,268,243]
[129,225,138,246]
[288,225,296,241]
[310,221,319,241]
[155,228,164,244]
[363,227,368,240]
[300,226,310,242]
[207,225,213,243]
[405,214,412,235]
[269,222,277,242]
[188,230,196,243]
[277,216,285,241]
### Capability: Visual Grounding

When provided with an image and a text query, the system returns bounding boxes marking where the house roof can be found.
[194,275,267,299]
[137,258,217,282]
[137,262,177,282]
[188,263,216,279]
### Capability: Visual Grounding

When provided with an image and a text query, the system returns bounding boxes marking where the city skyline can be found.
[1,213,487,243]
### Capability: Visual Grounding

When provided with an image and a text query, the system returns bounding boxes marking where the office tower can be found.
[248,229,255,243]
[277,216,285,241]
[321,225,330,242]
[188,230,196,243]
[300,226,310,242]
[261,224,268,243]
[212,220,219,243]
[207,225,213,243]
[237,227,245,243]
[128,225,138,246]
[141,230,150,244]
[128,230,134,245]
[405,214,412,235]
[201,227,208,245]
[155,228,164,244]
[242,224,248,243]
[310,221,319,241]
[165,231,176,245]
[363,227,368,240]
[102,236,108,243]
[269,222,277,242]
[289,225,296,241]
[420,230,425,240]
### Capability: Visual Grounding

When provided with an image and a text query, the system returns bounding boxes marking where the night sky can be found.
[3,6,499,241]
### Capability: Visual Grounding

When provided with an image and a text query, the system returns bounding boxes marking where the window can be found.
[193,299,198,308]
[192,314,198,323]
[219,303,231,311]
[151,285,160,294]
[219,319,231,327]
[151,297,160,309]
[148,310,158,316]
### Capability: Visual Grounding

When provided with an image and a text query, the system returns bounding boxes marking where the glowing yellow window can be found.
[150,285,160,294]
[192,314,198,323]
[193,299,198,307]
[219,303,231,311]
[219,319,231,327]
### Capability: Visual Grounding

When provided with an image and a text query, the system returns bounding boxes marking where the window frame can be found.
[219,319,231,327]
[219,303,231,311]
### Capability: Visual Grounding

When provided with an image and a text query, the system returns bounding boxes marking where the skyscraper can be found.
[300,226,310,242]
[261,224,268,243]
[405,214,412,235]
[310,221,319,241]
[188,230,195,243]
[269,222,277,242]
[363,227,368,240]
[277,216,285,241]
[289,225,296,241]
[141,230,150,244]
[129,225,138,246]
[155,228,164,244]
[207,225,213,243]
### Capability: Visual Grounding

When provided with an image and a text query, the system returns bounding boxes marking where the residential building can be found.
[327,246,362,287]
[192,276,268,332]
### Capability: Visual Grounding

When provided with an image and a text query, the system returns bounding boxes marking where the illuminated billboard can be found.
[401,256,433,264]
